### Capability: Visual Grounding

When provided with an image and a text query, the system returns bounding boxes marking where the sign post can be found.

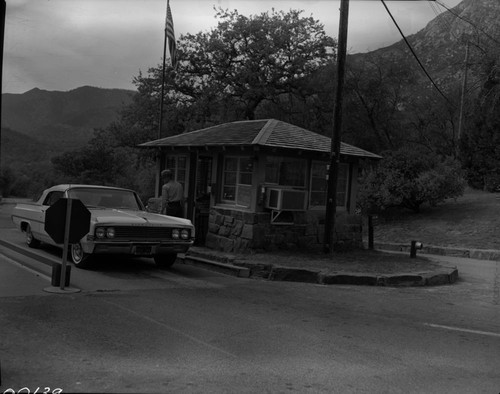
[43,198,91,294]
[59,198,72,291]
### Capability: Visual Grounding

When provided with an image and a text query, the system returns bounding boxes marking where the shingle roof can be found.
[140,119,381,159]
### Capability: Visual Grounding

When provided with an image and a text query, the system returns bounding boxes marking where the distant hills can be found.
[2,126,51,164]
[1,0,499,176]
[354,0,500,91]
[2,85,135,151]
[1,86,135,173]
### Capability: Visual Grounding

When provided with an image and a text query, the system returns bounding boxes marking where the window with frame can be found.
[310,161,349,208]
[165,155,187,191]
[265,156,306,187]
[222,156,253,208]
[43,191,64,206]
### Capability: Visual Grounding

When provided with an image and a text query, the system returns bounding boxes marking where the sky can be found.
[3,0,462,94]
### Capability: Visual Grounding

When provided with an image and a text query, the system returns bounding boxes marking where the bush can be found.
[0,167,16,197]
[484,171,500,192]
[358,148,466,213]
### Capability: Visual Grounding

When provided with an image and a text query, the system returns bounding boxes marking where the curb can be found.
[185,248,458,287]
[369,241,500,262]
[181,254,250,278]
[235,262,458,287]
[0,238,59,268]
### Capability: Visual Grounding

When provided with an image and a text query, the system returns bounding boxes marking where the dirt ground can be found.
[232,249,442,275]
[369,188,500,250]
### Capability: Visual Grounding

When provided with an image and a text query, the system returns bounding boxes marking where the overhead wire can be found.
[429,1,457,40]
[428,1,440,18]
[434,0,497,93]
[434,0,500,46]
[379,0,452,105]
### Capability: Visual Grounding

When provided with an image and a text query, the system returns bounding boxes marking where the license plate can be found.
[134,246,153,255]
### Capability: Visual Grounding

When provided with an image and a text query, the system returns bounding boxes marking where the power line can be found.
[435,0,500,46]
[429,1,457,40]
[428,1,441,19]
[380,0,452,105]
[434,1,489,60]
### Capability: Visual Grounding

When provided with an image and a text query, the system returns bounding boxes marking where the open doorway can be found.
[194,156,212,245]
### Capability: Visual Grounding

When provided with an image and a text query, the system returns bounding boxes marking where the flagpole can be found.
[155,0,170,197]
[158,2,168,141]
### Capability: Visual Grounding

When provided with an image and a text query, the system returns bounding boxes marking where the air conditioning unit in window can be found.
[265,188,307,211]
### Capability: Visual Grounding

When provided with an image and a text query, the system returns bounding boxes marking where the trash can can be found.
[51,263,71,287]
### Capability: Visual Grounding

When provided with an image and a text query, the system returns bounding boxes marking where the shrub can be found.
[358,148,466,213]
[0,167,16,197]
[484,171,500,192]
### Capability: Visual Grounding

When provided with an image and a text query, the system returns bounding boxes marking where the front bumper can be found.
[83,240,193,256]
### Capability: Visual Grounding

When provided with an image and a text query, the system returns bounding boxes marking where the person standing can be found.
[161,169,184,217]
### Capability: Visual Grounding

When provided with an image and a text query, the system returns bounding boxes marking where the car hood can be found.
[91,208,193,228]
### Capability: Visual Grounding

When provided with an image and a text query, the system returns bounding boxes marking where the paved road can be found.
[0,202,499,393]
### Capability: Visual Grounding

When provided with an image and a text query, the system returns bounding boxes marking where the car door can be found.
[37,191,64,244]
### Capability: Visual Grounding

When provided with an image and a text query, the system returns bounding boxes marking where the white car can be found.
[11,184,195,268]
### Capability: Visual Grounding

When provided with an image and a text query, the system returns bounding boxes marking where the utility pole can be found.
[323,0,349,253]
[0,0,5,195]
[457,39,470,156]
[323,0,438,253]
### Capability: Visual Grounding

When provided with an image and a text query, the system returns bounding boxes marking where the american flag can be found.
[165,0,177,68]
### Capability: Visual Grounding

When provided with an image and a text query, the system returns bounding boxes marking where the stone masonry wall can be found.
[206,207,363,253]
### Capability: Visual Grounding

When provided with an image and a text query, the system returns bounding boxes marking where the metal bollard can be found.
[368,215,378,250]
[51,263,71,287]
[410,240,423,258]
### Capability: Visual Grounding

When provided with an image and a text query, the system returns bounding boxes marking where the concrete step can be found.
[181,254,250,278]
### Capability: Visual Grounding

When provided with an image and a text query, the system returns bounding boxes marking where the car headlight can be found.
[106,227,115,238]
[181,229,189,239]
[96,227,115,239]
[172,229,180,239]
[96,227,106,239]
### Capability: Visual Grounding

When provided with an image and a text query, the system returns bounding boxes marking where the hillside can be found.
[354,0,500,91]
[2,86,135,152]
[371,188,500,251]
[1,127,52,164]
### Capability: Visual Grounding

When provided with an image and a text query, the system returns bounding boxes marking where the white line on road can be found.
[424,323,500,338]
[0,252,52,282]
[101,299,238,358]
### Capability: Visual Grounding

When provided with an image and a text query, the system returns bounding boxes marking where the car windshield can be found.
[67,187,143,210]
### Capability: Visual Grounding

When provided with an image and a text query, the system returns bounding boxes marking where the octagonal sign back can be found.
[44,198,91,244]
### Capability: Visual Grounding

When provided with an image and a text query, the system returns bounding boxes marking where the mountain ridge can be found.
[357,0,500,89]
[2,0,499,177]
[2,85,135,151]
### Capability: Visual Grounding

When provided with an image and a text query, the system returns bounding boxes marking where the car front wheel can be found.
[154,253,177,269]
[70,242,91,269]
[25,224,40,248]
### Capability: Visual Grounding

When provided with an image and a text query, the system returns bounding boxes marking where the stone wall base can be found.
[206,208,362,253]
